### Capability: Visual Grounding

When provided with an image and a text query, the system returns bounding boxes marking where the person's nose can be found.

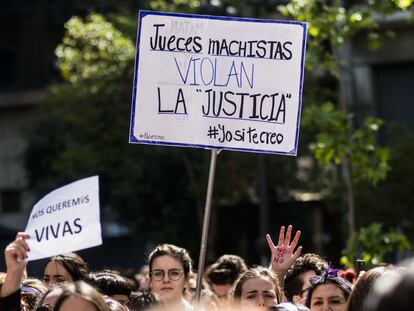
[321,303,333,311]
[48,279,56,287]
[256,294,265,306]
[162,274,171,283]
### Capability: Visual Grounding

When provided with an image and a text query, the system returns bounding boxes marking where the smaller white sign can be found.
[25,176,102,261]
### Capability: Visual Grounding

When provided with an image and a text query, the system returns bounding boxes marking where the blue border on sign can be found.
[129,10,308,156]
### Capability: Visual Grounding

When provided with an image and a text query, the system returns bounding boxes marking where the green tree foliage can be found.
[149,0,202,12]
[278,0,413,184]
[341,223,410,268]
[354,125,414,233]
[302,102,390,185]
[55,13,134,84]
[279,0,414,73]
[277,0,413,237]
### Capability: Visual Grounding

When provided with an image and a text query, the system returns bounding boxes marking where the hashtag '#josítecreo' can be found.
[207,125,219,139]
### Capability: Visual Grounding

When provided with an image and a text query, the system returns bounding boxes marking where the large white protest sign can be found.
[25,176,102,261]
[130,11,307,155]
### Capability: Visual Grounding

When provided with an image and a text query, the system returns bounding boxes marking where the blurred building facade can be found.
[0,1,72,232]
[350,12,414,131]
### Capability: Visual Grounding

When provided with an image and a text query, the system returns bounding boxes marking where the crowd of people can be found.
[1,225,413,311]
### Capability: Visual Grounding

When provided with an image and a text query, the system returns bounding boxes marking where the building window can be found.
[374,62,414,133]
[1,190,21,213]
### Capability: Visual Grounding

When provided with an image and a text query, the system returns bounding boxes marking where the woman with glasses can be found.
[148,243,193,311]
[305,265,352,311]
[231,266,283,310]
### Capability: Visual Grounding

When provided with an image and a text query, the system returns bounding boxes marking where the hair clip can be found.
[308,263,352,292]
[21,286,43,296]
[309,262,337,284]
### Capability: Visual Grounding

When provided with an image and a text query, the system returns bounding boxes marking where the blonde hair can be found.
[53,281,109,311]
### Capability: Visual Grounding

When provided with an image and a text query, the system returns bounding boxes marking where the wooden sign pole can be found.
[194,148,218,306]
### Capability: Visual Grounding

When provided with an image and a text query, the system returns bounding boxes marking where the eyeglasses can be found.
[36,306,52,311]
[150,269,183,281]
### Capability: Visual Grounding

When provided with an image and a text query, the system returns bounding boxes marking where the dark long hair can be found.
[46,253,89,281]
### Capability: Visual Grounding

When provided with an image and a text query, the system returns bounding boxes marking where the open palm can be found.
[266,225,302,274]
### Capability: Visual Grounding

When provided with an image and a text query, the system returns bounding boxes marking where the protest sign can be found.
[25,176,102,261]
[130,11,307,155]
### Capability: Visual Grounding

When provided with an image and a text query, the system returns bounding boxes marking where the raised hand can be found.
[4,232,30,272]
[266,225,302,278]
[1,232,30,297]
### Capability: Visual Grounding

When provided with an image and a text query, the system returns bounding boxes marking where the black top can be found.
[0,287,21,311]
